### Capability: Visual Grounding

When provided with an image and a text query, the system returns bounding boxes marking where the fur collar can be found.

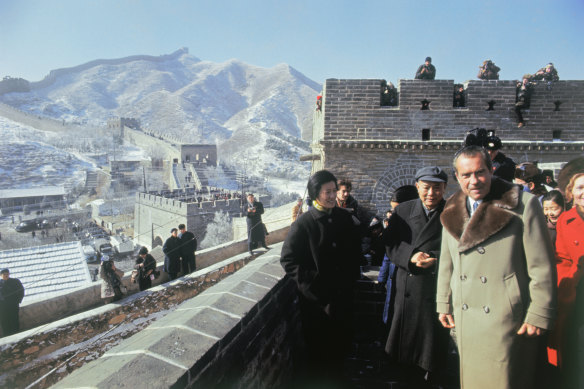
[440,178,520,253]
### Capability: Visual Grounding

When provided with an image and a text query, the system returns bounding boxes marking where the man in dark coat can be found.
[515,76,534,127]
[384,166,450,386]
[415,57,436,80]
[178,223,197,274]
[245,194,267,255]
[0,268,25,337]
[163,228,181,280]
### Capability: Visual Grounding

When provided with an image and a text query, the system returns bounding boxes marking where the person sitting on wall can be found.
[381,81,398,106]
[477,59,501,80]
[531,63,559,82]
[415,57,436,80]
[316,94,322,111]
[453,84,466,108]
[515,75,535,128]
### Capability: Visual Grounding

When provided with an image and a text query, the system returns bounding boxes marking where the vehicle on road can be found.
[15,220,36,232]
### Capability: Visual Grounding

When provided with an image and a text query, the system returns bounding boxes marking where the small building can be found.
[0,241,93,304]
[179,144,217,166]
[0,186,66,214]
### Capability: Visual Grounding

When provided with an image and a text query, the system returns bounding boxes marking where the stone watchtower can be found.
[310,79,584,218]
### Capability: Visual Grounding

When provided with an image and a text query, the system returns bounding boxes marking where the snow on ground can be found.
[0,117,96,190]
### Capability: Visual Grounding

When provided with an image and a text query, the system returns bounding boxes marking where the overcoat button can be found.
[328,218,333,223]
[460,275,467,281]
[483,306,490,313]
[575,240,579,246]
[480,276,487,283]
[408,273,413,277]
[477,247,486,254]
[462,304,468,311]
[332,242,337,248]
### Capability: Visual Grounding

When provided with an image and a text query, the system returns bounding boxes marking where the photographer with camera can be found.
[415,57,436,80]
[477,59,501,80]
[463,128,516,183]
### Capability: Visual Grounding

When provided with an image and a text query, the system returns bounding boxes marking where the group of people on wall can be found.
[280,134,584,388]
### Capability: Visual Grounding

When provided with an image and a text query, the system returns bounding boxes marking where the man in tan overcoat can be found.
[436,146,557,389]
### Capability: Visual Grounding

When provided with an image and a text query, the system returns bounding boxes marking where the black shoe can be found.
[262,245,270,249]
[249,251,254,256]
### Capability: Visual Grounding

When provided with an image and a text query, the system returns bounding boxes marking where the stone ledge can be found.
[52,246,288,388]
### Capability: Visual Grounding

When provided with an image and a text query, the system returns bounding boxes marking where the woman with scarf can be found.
[280,170,362,385]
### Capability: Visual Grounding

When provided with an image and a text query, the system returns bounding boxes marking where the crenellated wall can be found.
[313,78,584,216]
[133,191,269,248]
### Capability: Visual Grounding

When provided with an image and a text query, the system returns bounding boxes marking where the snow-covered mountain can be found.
[0,48,321,188]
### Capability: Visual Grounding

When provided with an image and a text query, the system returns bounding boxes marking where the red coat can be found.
[548,207,584,366]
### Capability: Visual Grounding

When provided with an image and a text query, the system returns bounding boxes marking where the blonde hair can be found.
[565,173,584,202]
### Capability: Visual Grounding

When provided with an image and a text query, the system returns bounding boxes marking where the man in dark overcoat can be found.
[384,166,450,385]
[178,223,197,274]
[0,268,25,337]
[245,194,267,255]
[163,228,181,280]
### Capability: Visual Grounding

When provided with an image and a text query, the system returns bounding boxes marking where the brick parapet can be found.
[321,78,584,142]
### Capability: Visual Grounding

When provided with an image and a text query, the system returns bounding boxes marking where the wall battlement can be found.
[321,79,584,142]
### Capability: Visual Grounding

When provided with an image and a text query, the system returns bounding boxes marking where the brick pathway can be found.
[346,269,460,389]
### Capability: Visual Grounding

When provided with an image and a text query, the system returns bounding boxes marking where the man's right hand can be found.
[438,313,455,328]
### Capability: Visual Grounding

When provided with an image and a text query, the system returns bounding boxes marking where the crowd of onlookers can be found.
[283,131,583,388]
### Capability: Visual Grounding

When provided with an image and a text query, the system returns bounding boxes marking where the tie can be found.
[472,201,478,216]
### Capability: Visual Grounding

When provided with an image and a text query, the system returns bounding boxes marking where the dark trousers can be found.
[515,101,527,123]
[182,256,196,274]
[168,272,178,281]
[0,304,20,337]
[138,276,152,291]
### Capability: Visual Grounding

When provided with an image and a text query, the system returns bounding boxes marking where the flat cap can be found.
[415,166,448,183]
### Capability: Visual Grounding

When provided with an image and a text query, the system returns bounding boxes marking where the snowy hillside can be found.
[0,48,321,190]
[0,117,95,190]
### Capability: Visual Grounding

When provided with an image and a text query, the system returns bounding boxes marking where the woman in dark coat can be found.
[135,246,157,291]
[280,170,362,385]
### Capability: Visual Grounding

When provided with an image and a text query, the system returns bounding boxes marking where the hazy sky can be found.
[1,0,582,84]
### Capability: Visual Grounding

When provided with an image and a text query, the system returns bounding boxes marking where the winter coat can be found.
[179,230,197,262]
[280,206,362,374]
[163,236,182,274]
[547,207,584,368]
[0,277,24,336]
[280,206,362,307]
[100,265,124,299]
[415,64,436,79]
[437,178,557,389]
[135,254,157,291]
[245,201,265,243]
[384,198,449,372]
